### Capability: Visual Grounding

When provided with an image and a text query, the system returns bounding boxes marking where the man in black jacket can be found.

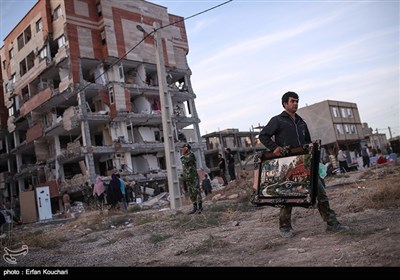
[226,148,236,181]
[259,91,348,238]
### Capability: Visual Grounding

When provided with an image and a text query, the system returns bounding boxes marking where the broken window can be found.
[20,59,27,76]
[118,63,124,80]
[108,84,114,104]
[17,34,24,50]
[39,47,47,60]
[57,35,66,48]
[19,52,35,77]
[94,134,103,146]
[24,25,31,44]
[38,79,53,91]
[176,77,186,91]
[207,137,220,150]
[18,130,27,144]
[100,30,106,45]
[154,130,161,142]
[36,18,42,32]
[9,48,14,59]
[96,3,102,16]
[53,5,62,21]
[26,51,35,71]
[239,136,252,147]
[22,86,29,102]
[8,107,14,116]
[63,162,82,180]
[223,136,236,147]
[17,26,32,50]
[145,73,153,86]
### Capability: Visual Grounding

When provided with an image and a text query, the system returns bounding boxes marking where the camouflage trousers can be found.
[279,177,338,230]
[185,176,202,206]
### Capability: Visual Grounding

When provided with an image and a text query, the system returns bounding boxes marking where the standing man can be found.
[361,144,370,168]
[201,174,212,196]
[180,143,202,214]
[259,91,348,238]
[217,153,228,186]
[93,176,106,209]
[116,173,127,211]
[63,191,72,216]
[226,148,236,181]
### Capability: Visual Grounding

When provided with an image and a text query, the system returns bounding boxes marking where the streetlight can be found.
[137,23,182,209]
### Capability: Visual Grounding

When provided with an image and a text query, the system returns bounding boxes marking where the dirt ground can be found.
[1,163,399,268]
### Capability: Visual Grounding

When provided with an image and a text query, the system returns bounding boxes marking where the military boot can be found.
[189,204,198,214]
[197,202,203,214]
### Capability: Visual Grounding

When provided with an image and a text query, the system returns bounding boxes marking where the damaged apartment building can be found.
[0,0,206,212]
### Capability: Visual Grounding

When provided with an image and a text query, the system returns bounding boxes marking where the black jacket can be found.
[259,111,311,151]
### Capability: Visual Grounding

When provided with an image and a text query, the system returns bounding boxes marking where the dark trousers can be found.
[228,164,236,181]
[339,160,348,173]
[279,178,338,230]
[220,169,227,185]
[362,156,370,168]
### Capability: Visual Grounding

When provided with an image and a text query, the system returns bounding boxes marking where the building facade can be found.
[202,129,264,179]
[0,0,205,212]
[297,100,365,162]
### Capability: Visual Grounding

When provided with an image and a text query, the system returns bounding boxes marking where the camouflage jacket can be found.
[180,152,197,180]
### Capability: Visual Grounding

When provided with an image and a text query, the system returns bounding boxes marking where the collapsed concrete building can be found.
[0,0,206,213]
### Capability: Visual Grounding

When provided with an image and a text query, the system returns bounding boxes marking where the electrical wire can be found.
[79,0,233,93]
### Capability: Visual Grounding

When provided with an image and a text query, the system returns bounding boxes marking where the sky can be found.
[1,0,399,140]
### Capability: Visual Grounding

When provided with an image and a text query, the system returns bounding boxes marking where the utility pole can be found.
[78,59,96,186]
[375,128,381,149]
[78,88,96,185]
[152,22,182,209]
[388,126,393,139]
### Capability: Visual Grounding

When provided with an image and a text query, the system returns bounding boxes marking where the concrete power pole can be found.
[153,22,182,209]
[79,88,96,185]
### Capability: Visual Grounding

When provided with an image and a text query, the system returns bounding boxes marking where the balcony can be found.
[19,87,52,116]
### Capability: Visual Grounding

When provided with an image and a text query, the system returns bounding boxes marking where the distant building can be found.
[297,100,366,163]
[298,100,390,162]
[202,128,264,178]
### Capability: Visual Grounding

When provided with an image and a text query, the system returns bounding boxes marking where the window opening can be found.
[53,5,62,20]
[36,18,42,32]
[108,84,114,104]
[101,30,106,44]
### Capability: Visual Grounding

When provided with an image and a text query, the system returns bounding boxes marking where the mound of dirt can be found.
[2,164,399,267]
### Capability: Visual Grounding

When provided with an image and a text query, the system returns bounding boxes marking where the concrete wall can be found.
[298,100,364,146]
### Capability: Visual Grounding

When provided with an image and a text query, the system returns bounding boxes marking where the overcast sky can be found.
[1,0,399,139]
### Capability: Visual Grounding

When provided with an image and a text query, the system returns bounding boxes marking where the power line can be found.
[79,0,233,93]
[377,126,400,130]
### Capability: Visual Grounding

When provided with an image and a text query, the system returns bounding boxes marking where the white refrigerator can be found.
[35,186,52,221]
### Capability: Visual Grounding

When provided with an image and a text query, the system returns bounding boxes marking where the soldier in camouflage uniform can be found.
[180,143,202,214]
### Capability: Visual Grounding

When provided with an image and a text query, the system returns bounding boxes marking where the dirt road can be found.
[1,164,399,268]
